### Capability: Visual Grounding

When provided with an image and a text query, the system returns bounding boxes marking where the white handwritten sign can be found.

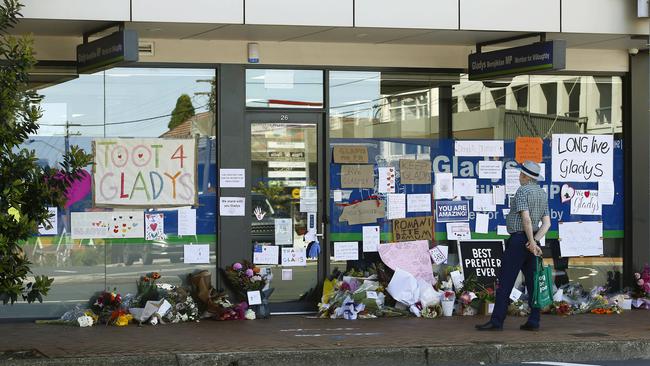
[558,221,603,257]
[334,242,359,261]
[93,138,196,206]
[455,141,504,157]
[571,190,601,215]
[71,211,144,239]
[552,134,613,182]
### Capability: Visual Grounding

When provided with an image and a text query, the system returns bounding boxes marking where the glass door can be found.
[247,111,324,312]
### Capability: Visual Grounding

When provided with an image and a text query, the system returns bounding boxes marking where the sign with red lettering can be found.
[93,138,197,206]
[552,134,613,182]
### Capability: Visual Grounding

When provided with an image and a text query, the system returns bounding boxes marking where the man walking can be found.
[476,161,551,331]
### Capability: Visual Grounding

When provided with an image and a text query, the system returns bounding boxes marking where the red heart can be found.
[117,154,122,159]
[150,223,158,231]
[123,223,127,227]
[113,229,119,233]
[138,153,143,158]
[585,191,590,198]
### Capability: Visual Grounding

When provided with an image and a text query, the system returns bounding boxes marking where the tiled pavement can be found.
[1,311,649,359]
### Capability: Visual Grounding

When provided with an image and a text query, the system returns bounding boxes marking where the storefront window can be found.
[246,69,323,109]
[4,67,217,319]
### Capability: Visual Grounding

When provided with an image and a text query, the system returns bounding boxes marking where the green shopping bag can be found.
[532,257,553,309]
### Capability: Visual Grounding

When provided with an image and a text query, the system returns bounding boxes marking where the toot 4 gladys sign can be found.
[93,138,197,206]
[457,240,504,286]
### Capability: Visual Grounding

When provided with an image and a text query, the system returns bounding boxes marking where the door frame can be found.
[245,110,329,313]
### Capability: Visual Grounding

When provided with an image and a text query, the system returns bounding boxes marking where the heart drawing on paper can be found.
[561,184,575,203]
[150,223,158,232]
[584,191,590,198]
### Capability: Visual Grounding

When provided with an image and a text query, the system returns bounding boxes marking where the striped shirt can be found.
[506,181,549,234]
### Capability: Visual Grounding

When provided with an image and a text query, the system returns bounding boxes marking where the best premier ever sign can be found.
[93,138,197,207]
[457,240,504,286]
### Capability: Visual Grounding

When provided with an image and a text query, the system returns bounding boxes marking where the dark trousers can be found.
[490,232,541,328]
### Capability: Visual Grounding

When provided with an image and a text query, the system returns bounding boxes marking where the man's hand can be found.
[527,241,542,256]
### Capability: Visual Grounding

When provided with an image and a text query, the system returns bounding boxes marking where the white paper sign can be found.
[145,213,166,241]
[434,173,454,199]
[505,169,521,195]
[38,207,58,236]
[378,167,396,193]
[253,244,279,265]
[183,244,210,264]
[598,181,615,205]
[497,225,509,236]
[387,193,406,220]
[71,211,144,239]
[552,134,613,182]
[455,140,504,157]
[274,218,293,245]
[446,222,471,240]
[282,269,293,281]
[559,221,603,257]
[407,193,431,213]
[493,185,506,205]
[429,245,448,265]
[177,208,197,236]
[362,226,380,252]
[478,161,503,179]
[509,288,523,301]
[247,290,262,305]
[453,179,477,197]
[366,291,378,299]
[473,193,496,212]
[219,168,245,188]
[93,138,196,206]
[300,186,317,213]
[281,247,307,266]
[220,197,245,216]
[571,190,601,215]
[334,241,359,261]
[333,190,343,202]
[475,213,490,234]
[450,270,465,290]
[538,163,546,181]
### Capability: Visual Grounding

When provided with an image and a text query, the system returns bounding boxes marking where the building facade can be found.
[2,0,649,319]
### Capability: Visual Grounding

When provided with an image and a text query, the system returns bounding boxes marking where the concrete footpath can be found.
[1,311,650,366]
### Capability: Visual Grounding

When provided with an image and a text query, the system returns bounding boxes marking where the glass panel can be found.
[246,69,323,109]
[250,123,318,303]
[451,74,624,291]
[3,67,217,320]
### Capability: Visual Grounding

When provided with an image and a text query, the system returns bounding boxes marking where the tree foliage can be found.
[0,0,93,305]
[168,94,196,130]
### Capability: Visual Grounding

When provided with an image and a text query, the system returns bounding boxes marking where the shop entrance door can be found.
[247,111,325,313]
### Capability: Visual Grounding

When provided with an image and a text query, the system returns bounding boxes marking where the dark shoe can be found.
[475,321,502,331]
[520,323,539,331]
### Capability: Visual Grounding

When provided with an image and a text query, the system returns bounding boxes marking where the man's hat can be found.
[521,161,541,180]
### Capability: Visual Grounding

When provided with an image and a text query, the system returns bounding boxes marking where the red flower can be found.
[143,277,150,282]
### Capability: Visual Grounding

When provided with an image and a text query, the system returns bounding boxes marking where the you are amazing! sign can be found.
[93,138,197,207]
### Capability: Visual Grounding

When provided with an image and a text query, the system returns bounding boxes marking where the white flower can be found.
[149,316,158,325]
[181,314,188,322]
[245,309,256,320]
[77,315,94,327]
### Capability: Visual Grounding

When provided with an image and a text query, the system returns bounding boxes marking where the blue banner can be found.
[435,200,470,222]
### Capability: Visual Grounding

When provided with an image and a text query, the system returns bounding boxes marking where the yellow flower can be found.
[8,207,20,222]
[115,314,132,326]
[84,311,98,324]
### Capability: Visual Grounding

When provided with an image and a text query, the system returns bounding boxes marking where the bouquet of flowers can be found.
[633,265,650,299]
[134,272,162,307]
[223,261,268,299]
[89,289,128,325]
[157,283,200,323]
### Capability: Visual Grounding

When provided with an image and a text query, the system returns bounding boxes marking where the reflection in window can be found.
[246,69,323,109]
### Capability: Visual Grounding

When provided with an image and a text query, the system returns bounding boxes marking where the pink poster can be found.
[378,240,434,284]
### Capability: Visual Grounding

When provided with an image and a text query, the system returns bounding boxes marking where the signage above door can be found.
[77,29,138,74]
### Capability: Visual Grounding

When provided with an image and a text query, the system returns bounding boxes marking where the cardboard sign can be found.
[340,165,374,188]
[378,240,434,284]
[93,138,197,206]
[339,200,385,226]
[515,137,543,163]
[399,159,431,184]
[392,216,434,242]
[457,240,504,286]
[435,200,470,222]
[551,134,613,182]
[333,145,368,164]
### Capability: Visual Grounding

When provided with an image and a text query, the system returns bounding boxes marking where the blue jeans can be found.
[489,232,541,328]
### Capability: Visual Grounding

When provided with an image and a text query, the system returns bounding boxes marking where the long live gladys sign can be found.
[93,138,197,207]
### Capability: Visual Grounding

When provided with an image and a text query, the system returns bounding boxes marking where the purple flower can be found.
[245,269,254,277]
[233,262,243,271]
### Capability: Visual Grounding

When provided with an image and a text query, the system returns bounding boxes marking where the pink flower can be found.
[635,273,641,280]
[233,262,243,271]
[644,283,650,293]
[245,269,254,277]
[638,279,645,286]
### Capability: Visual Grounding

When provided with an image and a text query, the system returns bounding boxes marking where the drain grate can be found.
[568,332,610,338]
[0,349,47,360]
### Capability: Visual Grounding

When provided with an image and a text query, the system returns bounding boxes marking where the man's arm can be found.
[534,215,551,241]
[521,210,542,256]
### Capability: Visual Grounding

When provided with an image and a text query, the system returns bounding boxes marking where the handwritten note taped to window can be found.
[333,145,368,164]
[551,134,613,182]
[341,165,374,188]
[515,137,543,163]
[392,216,434,242]
[558,221,603,257]
[455,140,504,157]
[399,159,431,184]
[339,200,385,226]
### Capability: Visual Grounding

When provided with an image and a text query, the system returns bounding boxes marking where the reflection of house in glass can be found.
[160,111,215,138]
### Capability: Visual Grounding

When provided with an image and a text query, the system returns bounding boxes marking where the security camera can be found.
[629,48,640,55]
